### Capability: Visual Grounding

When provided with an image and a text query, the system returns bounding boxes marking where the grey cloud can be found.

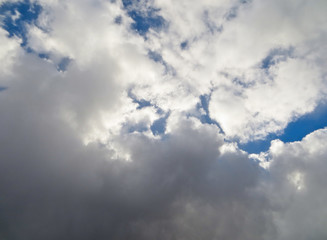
[0,120,266,240]
[1,47,327,240]
[0,63,272,239]
[264,130,327,240]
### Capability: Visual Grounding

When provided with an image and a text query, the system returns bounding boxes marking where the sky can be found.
[0,0,327,239]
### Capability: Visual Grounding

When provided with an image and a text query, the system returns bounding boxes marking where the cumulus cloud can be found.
[150,0,327,141]
[0,92,269,239]
[264,128,327,240]
[0,0,327,239]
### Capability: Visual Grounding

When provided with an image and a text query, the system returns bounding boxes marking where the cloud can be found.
[264,128,327,240]
[0,94,270,239]
[0,28,21,76]
[0,0,327,239]
[149,0,327,141]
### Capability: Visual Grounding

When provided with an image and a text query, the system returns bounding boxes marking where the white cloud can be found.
[265,128,327,240]
[147,0,327,141]
[0,28,21,76]
[210,58,323,141]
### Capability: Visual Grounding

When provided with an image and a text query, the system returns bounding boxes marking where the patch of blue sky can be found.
[128,89,166,116]
[57,57,71,72]
[0,87,8,92]
[151,113,169,136]
[38,52,50,60]
[128,90,165,118]
[22,45,71,72]
[232,77,255,88]
[239,134,275,154]
[121,94,168,135]
[121,0,134,7]
[148,50,163,63]
[0,0,42,46]
[260,47,294,70]
[128,90,152,110]
[197,94,224,133]
[240,101,327,153]
[122,0,166,36]
[135,98,152,110]
[180,41,188,50]
[199,95,210,117]
[147,50,176,76]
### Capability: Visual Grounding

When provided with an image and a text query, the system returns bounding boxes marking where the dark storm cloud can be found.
[0,92,273,239]
[0,53,273,238]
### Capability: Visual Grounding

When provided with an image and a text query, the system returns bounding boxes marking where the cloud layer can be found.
[1,0,327,239]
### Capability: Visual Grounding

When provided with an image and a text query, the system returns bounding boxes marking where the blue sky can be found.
[122,0,166,36]
[0,0,41,46]
[241,102,327,153]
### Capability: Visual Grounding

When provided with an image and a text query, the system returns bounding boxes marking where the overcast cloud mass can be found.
[1,0,327,239]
